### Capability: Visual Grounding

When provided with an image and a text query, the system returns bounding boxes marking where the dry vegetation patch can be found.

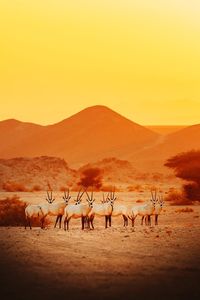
[175,207,194,213]
[0,195,26,226]
[0,195,50,227]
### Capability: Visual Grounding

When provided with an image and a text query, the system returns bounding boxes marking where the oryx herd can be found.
[25,189,164,230]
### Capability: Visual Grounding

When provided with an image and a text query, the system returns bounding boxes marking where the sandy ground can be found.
[0,192,200,300]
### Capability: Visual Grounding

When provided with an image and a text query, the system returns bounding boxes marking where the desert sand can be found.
[0,192,200,300]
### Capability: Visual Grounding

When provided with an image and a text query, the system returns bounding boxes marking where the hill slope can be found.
[0,156,76,191]
[131,124,200,171]
[0,106,158,166]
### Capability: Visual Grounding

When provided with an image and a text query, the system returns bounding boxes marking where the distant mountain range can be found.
[0,105,199,171]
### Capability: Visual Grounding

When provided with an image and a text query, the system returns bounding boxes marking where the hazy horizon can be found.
[0,1,200,125]
[0,105,195,127]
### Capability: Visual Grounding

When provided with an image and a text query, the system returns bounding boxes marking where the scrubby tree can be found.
[165,150,200,203]
[78,167,103,190]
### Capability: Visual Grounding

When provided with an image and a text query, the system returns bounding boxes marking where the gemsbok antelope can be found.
[63,189,92,230]
[88,190,116,229]
[153,194,164,225]
[128,190,157,227]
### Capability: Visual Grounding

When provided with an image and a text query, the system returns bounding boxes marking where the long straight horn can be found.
[85,190,90,201]
[106,192,109,201]
[46,191,51,202]
[154,189,157,201]
[79,189,85,200]
[111,186,115,199]
[103,193,105,203]
[77,189,81,200]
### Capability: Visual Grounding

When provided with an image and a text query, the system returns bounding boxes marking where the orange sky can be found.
[0,1,200,125]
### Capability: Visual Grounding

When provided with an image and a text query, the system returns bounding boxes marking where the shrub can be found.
[3,181,28,192]
[136,199,144,203]
[0,195,50,227]
[175,207,194,213]
[78,167,103,190]
[165,150,200,202]
[31,184,42,192]
[0,195,27,226]
[127,184,142,192]
[165,189,190,205]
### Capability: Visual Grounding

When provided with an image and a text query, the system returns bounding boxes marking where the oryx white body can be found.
[64,203,91,219]
[38,191,71,229]
[40,201,66,217]
[88,202,113,217]
[111,204,129,226]
[25,204,44,229]
[153,197,164,225]
[63,190,93,230]
[88,190,116,229]
[40,201,68,228]
[128,195,157,227]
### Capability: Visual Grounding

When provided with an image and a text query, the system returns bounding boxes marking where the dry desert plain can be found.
[0,191,200,300]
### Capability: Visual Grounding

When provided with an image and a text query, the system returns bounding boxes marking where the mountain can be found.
[0,106,159,167]
[146,125,187,135]
[0,106,199,171]
[0,119,43,157]
[131,124,200,171]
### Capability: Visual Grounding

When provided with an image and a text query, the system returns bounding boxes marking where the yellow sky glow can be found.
[0,0,200,125]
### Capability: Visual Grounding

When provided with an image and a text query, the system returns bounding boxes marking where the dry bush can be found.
[127,185,135,192]
[175,207,194,213]
[0,195,27,226]
[165,189,191,205]
[78,167,103,190]
[165,150,200,202]
[101,185,120,192]
[127,184,142,192]
[151,172,164,182]
[134,172,150,181]
[183,183,200,201]
[136,199,144,203]
[3,181,28,192]
[31,184,42,192]
[0,195,51,227]
[60,186,67,192]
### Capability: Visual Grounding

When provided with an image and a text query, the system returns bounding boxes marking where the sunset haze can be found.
[0,1,200,125]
